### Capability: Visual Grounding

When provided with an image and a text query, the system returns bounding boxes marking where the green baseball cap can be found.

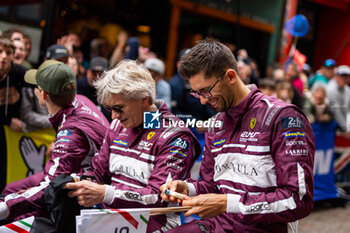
[24,60,76,95]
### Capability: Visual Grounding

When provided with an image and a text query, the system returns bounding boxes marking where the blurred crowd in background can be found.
[0,27,349,138]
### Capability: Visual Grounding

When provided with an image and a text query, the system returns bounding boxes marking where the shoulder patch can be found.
[55,138,70,144]
[213,138,226,146]
[169,149,188,158]
[170,138,189,151]
[281,117,304,129]
[56,129,72,138]
[284,131,305,138]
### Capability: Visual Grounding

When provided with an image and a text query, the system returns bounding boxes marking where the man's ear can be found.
[42,91,49,100]
[142,96,152,107]
[226,69,238,84]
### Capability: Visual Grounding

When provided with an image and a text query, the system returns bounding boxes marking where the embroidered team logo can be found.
[250,118,257,129]
[147,132,155,140]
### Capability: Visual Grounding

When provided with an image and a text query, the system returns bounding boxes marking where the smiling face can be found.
[105,93,149,128]
[0,44,13,77]
[188,71,235,112]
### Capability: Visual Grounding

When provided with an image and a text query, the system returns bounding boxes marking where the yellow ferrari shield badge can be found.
[250,118,257,129]
[147,132,155,140]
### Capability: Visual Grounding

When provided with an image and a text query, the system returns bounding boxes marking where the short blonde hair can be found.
[94,59,156,105]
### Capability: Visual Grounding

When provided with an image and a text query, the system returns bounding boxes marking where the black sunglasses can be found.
[104,105,125,114]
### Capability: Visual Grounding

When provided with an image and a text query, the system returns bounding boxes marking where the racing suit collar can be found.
[227,85,260,118]
[49,104,75,131]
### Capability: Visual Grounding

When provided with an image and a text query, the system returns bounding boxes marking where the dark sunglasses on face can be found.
[104,105,125,114]
[190,70,227,99]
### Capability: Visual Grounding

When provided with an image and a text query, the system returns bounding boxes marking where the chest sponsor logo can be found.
[250,118,257,129]
[169,149,188,158]
[239,132,260,142]
[55,138,70,144]
[147,131,155,140]
[170,138,189,151]
[284,131,305,138]
[281,117,304,129]
[111,164,147,180]
[57,129,72,137]
[286,149,308,156]
[285,140,306,146]
[245,203,271,212]
[137,140,153,151]
[213,138,226,146]
[113,139,128,147]
[215,162,259,176]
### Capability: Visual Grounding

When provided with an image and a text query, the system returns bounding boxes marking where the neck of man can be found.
[231,80,251,107]
[46,102,62,117]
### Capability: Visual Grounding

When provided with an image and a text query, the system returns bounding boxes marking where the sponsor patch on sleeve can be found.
[284,131,305,138]
[281,117,304,129]
[170,138,189,151]
[213,138,226,146]
[169,149,188,158]
[55,138,71,144]
[56,129,72,138]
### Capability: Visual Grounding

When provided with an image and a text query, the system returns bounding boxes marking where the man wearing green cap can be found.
[0,60,108,222]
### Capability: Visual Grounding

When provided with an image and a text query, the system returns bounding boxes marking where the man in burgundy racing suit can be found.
[64,60,201,233]
[160,39,315,233]
[0,60,108,222]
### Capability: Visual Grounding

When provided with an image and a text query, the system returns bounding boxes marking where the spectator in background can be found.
[309,59,336,88]
[77,56,111,121]
[12,39,26,66]
[144,57,172,110]
[169,49,216,122]
[0,37,26,132]
[90,37,112,60]
[285,61,304,96]
[276,81,294,104]
[3,29,24,42]
[67,55,80,79]
[258,78,276,97]
[22,34,33,69]
[45,44,69,64]
[326,65,350,133]
[303,82,332,124]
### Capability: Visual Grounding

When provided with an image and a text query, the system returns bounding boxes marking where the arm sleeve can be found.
[85,130,112,184]
[226,108,315,224]
[186,134,219,196]
[44,128,91,180]
[104,133,198,208]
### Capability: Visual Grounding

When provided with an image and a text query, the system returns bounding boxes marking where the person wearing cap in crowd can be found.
[326,65,350,134]
[0,37,27,133]
[144,57,172,110]
[0,60,108,223]
[45,44,69,63]
[64,59,201,233]
[19,44,70,133]
[309,59,337,88]
[77,56,111,121]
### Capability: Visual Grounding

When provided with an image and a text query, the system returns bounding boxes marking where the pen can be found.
[165,189,186,200]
